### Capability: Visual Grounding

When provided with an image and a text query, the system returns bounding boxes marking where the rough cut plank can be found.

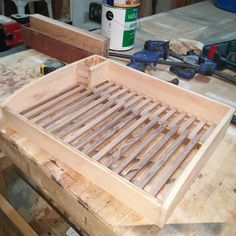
[0,194,38,236]
[29,14,109,57]
[21,26,93,63]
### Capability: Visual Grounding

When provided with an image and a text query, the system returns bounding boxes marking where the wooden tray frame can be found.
[0,55,234,226]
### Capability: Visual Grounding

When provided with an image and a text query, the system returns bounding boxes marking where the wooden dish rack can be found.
[1,55,234,227]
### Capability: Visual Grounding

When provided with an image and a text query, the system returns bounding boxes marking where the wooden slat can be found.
[21,84,80,116]
[0,194,38,236]
[22,26,93,63]
[158,108,178,123]
[81,99,155,154]
[113,122,168,174]
[178,116,196,133]
[75,97,149,151]
[65,103,124,144]
[136,130,190,189]
[168,112,186,128]
[188,120,207,139]
[56,89,131,137]
[124,126,179,181]
[102,118,160,167]
[65,93,140,145]
[200,124,216,143]
[152,105,168,117]
[150,134,202,196]
[24,85,85,119]
[39,83,117,128]
[45,84,122,132]
[32,82,113,124]
[92,103,159,161]
[92,114,150,161]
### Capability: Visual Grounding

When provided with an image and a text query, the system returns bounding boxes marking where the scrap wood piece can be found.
[29,14,109,57]
[0,194,38,236]
[21,14,109,62]
[21,26,93,63]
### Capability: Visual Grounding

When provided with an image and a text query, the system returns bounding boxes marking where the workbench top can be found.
[0,2,236,235]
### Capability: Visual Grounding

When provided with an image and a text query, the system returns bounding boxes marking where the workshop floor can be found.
[1,165,75,236]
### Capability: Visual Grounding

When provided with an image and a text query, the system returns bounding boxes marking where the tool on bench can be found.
[109,39,236,84]
[202,39,236,71]
[40,59,66,75]
[0,14,30,52]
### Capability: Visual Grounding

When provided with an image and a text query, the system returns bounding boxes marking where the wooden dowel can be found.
[113,122,168,174]
[136,130,190,189]
[124,125,179,181]
[150,134,202,196]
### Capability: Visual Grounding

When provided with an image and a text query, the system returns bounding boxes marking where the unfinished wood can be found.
[21,26,93,63]
[150,134,202,196]
[124,126,179,181]
[0,194,38,236]
[109,62,230,124]
[113,123,168,175]
[1,55,234,227]
[29,14,109,57]
[136,130,190,189]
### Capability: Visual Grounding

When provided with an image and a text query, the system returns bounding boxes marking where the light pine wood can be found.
[0,194,38,236]
[1,55,234,227]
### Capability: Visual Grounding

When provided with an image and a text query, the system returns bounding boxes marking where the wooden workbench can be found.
[0,2,236,235]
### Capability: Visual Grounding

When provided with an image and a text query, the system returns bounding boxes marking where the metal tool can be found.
[40,59,65,75]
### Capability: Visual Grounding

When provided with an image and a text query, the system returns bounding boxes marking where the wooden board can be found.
[22,14,109,62]
[1,55,234,227]
[0,194,38,235]
[21,26,93,63]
